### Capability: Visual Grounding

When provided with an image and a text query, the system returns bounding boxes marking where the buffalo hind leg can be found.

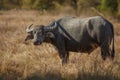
[100,43,110,60]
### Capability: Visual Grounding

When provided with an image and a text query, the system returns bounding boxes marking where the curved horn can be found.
[44,21,57,31]
[26,24,34,33]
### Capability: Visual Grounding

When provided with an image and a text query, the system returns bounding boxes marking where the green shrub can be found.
[97,0,118,14]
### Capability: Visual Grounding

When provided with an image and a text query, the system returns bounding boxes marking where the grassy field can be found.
[0,10,120,80]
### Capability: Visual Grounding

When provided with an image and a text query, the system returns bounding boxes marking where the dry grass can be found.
[0,10,120,80]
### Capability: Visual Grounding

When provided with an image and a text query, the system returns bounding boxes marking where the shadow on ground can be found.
[25,71,63,80]
[25,72,119,80]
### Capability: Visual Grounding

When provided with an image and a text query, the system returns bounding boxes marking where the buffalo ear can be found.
[46,32,55,38]
[25,34,33,41]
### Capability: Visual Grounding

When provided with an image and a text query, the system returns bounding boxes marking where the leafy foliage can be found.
[0,0,120,15]
[98,0,118,14]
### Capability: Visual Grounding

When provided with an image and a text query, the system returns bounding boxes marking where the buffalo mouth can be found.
[33,41,42,45]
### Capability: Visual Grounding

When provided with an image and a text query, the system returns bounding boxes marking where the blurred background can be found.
[0,0,120,80]
[0,0,120,18]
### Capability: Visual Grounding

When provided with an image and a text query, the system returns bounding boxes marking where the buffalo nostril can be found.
[25,38,27,41]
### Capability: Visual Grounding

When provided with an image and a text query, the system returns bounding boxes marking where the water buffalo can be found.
[25,16,115,65]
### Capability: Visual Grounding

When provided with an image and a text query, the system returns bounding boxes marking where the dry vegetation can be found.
[0,10,120,80]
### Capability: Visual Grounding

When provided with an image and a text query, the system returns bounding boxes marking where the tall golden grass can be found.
[0,10,120,80]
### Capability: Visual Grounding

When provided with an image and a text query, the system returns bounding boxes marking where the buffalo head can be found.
[25,22,57,45]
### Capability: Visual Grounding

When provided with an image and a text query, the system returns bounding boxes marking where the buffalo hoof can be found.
[62,59,68,66]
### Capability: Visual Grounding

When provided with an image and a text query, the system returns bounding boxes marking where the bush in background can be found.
[97,0,118,15]
[0,0,120,18]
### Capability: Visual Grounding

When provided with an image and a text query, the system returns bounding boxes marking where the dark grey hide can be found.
[25,16,115,65]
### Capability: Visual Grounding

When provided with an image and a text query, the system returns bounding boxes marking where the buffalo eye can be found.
[33,31,37,34]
